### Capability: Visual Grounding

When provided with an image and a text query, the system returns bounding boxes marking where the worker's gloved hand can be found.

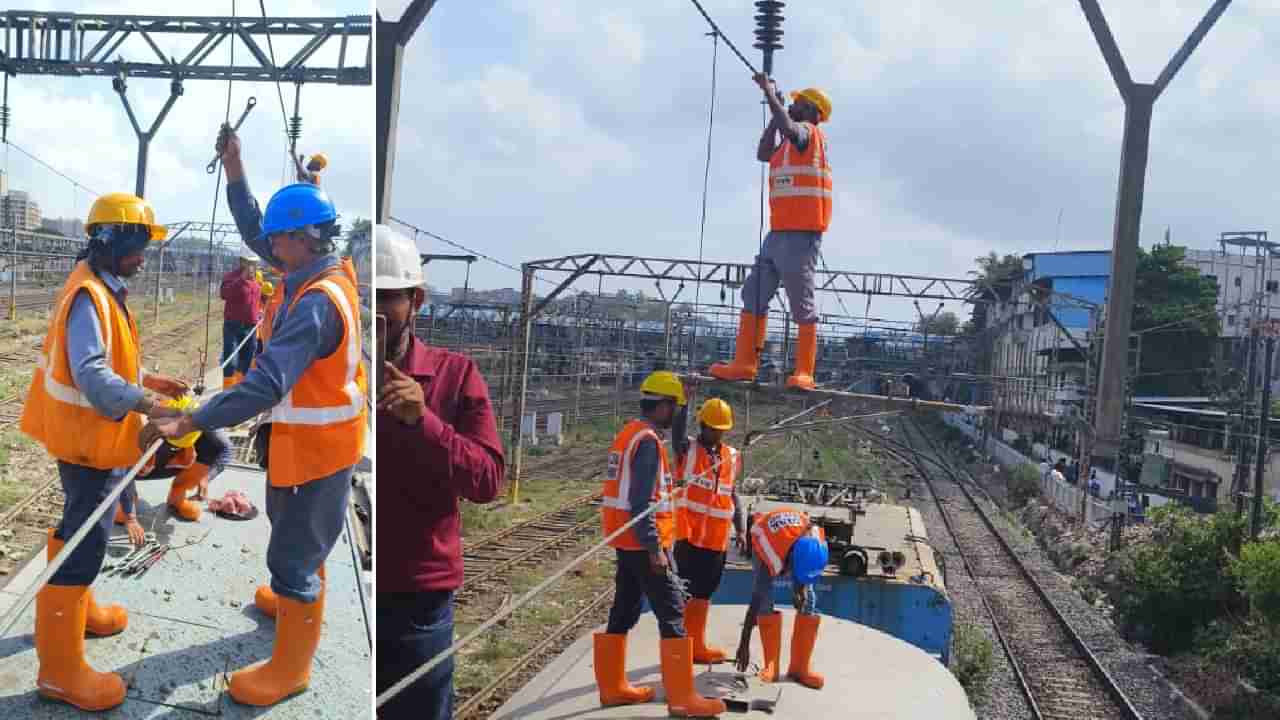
[216,123,241,163]
[143,373,189,399]
[379,362,425,426]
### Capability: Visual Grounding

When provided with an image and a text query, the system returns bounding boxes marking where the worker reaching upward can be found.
[295,151,327,186]
[146,124,366,708]
[595,371,725,718]
[672,398,746,665]
[711,74,832,391]
[19,193,189,711]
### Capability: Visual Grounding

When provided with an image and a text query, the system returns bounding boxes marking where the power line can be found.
[388,216,557,288]
[3,141,101,198]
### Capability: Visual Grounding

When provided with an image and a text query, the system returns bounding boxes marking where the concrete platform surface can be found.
[493,607,976,719]
[0,464,372,718]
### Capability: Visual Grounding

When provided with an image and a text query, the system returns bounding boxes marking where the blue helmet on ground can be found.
[259,183,337,239]
[790,534,829,585]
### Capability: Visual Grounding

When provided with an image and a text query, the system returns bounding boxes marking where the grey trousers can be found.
[265,467,353,603]
[741,230,822,324]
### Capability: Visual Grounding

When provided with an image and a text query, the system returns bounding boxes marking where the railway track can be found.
[0,476,65,588]
[895,416,1141,720]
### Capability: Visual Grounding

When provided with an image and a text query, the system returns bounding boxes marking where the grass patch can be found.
[950,621,995,699]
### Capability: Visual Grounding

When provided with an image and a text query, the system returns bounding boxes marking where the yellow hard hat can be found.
[697,398,733,430]
[640,371,686,407]
[85,193,167,241]
[308,152,328,171]
[255,270,264,283]
[790,87,832,123]
[261,281,274,296]
[162,394,202,449]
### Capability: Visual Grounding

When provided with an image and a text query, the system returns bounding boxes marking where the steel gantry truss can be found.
[0,12,371,83]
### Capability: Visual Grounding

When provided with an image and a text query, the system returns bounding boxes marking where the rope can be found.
[375,484,692,707]
[0,440,164,638]
[685,0,758,75]
[198,0,237,390]
[689,31,719,372]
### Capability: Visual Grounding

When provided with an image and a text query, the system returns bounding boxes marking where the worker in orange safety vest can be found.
[595,371,725,718]
[672,397,745,664]
[710,75,832,392]
[733,507,830,690]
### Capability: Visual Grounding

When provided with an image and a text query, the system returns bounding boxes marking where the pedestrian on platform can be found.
[373,224,505,720]
[1052,458,1068,485]
[673,397,746,664]
[219,253,261,389]
[19,192,189,711]
[710,74,832,391]
[595,371,725,718]
[734,507,829,690]
[145,124,367,708]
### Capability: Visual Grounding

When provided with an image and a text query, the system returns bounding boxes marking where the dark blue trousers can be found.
[265,468,352,603]
[221,319,256,377]
[51,462,119,587]
[376,591,454,720]
[606,548,687,639]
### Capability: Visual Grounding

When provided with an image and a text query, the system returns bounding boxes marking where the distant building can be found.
[1,190,41,230]
[41,217,83,238]
[1181,247,1280,338]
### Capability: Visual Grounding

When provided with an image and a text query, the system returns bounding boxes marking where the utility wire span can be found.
[388,216,557,288]
[685,0,759,76]
[3,141,102,198]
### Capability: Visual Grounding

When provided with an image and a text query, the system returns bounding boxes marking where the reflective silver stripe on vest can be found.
[38,280,137,410]
[271,280,363,426]
[751,522,784,575]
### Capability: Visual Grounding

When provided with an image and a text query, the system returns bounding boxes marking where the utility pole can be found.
[1236,327,1260,515]
[1081,0,1232,468]
[1253,335,1274,539]
[376,1,438,223]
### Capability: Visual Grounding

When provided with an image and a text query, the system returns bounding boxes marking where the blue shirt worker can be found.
[733,508,829,690]
[147,124,367,708]
[19,193,188,711]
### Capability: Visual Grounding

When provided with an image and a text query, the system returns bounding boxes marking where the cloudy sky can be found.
[4,1,371,239]
[386,0,1278,324]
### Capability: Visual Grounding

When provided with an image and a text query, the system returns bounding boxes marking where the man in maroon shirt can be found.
[218,254,261,389]
[375,225,505,720]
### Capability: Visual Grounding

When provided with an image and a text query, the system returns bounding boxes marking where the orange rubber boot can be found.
[684,599,727,664]
[756,611,782,682]
[46,530,126,637]
[787,614,825,689]
[254,585,279,619]
[786,323,817,391]
[167,464,207,521]
[229,588,324,705]
[35,585,126,711]
[659,637,726,718]
[591,633,655,706]
[709,312,766,382]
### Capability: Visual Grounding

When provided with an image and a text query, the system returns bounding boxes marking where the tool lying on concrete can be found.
[104,541,169,577]
[205,96,258,173]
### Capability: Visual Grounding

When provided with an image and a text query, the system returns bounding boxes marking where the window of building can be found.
[1228,314,1237,326]
[1204,274,1217,285]
[1235,277,1243,287]
[1268,280,1279,293]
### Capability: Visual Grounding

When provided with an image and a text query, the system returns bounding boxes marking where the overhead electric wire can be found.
[3,141,101,198]
[688,30,719,372]
[684,0,758,75]
[388,215,558,289]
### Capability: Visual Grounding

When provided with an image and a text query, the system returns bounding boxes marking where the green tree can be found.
[916,311,959,337]
[965,252,1024,332]
[1132,245,1220,396]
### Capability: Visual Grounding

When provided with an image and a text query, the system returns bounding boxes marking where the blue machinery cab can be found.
[715,480,953,663]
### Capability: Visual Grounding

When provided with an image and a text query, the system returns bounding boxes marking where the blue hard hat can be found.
[259,183,337,238]
[790,535,829,585]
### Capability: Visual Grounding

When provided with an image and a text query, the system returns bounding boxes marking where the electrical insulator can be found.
[288,115,303,144]
[753,1,785,75]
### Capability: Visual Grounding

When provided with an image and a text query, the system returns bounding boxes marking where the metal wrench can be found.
[206,96,259,174]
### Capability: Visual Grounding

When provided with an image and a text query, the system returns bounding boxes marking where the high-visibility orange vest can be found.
[20,261,144,470]
[267,258,367,487]
[768,123,832,233]
[749,508,825,577]
[602,420,675,551]
[674,442,739,552]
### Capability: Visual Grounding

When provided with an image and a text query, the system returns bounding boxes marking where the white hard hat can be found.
[375,224,424,290]
[240,250,258,262]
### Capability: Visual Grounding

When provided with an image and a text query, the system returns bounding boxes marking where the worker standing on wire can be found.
[145,124,366,708]
[734,507,829,690]
[710,74,832,391]
[294,152,327,186]
[672,397,745,664]
[595,371,725,717]
[18,193,189,711]
[374,225,506,720]
[219,253,261,389]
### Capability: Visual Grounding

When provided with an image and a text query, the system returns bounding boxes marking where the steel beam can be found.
[0,12,371,84]
[525,253,1002,304]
